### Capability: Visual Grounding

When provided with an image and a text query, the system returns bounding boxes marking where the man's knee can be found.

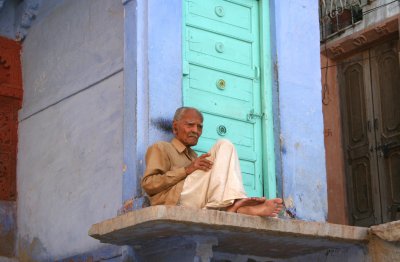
[213,139,235,151]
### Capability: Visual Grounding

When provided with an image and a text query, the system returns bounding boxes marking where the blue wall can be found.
[17,0,124,259]
[123,0,183,202]
[124,0,327,221]
[272,0,327,221]
[122,0,329,221]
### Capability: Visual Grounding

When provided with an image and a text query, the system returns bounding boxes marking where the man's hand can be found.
[185,153,213,175]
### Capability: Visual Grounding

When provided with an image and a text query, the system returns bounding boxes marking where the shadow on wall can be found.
[151,118,173,133]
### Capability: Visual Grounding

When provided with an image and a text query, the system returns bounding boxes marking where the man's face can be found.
[173,109,203,147]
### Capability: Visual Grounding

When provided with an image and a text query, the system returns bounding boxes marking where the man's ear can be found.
[172,121,177,135]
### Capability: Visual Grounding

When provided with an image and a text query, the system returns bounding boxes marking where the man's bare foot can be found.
[236,198,283,217]
[226,197,266,213]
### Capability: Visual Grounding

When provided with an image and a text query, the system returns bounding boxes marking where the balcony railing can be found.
[319,0,368,41]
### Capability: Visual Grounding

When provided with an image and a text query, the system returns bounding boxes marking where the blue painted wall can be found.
[16,0,124,260]
[122,0,182,202]
[272,0,327,221]
[123,0,327,222]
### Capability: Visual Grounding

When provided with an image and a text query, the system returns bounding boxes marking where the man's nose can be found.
[191,126,200,134]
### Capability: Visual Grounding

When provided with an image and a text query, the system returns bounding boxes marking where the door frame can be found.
[321,15,400,224]
[259,0,277,199]
[182,0,277,198]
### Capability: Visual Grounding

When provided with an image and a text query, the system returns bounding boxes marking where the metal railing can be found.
[319,0,368,41]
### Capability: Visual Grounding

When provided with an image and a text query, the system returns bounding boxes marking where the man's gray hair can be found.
[173,107,203,122]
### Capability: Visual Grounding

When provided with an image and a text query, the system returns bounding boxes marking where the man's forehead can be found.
[184,119,203,124]
[181,110,203,120]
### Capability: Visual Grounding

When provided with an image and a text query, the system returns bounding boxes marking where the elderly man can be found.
[141,107,283,216]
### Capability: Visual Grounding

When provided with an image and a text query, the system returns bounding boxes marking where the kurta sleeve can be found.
[141,143,189,196]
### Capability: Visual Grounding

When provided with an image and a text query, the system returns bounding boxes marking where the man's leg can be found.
[204,139,248,209]
[179,139,246,209]
[179,139,283,216]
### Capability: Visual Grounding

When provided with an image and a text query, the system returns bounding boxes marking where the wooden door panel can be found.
[194,112,257,161]
[186,64,253,120]
[351,158,373,220]
[387,152,400,203]
[183,0,263,196]
[339,53,378,226]
[186,26,254,77]
[340,38,400,225]
[375,44,400,138]
[370,39,400,221]
[186,0,254,40]
[343,63,368,148]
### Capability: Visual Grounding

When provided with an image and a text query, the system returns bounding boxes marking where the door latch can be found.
[247,109,264,122]
[254,66,260,80]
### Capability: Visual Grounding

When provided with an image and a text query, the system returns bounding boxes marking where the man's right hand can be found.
[185,153,213,175]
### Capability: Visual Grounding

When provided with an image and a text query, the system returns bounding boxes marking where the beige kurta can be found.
[142,138,247,209]
[141,138,197,206]
[179,139,247,209]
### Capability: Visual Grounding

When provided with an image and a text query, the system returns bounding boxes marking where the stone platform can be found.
[89,206,370,260]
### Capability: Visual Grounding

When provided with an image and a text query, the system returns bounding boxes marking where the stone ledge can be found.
[89,206,368,258]
[370,220,400,242]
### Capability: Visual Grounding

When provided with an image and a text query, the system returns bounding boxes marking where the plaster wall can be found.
[122,0,182,201]
[272,0,327,221]
[19,0,123,120]
[321,55,348,225]
[17,0,124,259]
[147,0,183,145]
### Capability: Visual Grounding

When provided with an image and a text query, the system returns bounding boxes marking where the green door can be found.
[183,0,263,196]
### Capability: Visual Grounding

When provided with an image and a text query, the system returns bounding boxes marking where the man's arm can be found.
[141,144,188,196]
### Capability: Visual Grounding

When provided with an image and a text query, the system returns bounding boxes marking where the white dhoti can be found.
[179,139,247,209]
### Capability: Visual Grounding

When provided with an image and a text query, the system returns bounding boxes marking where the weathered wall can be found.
[17,0,124,260]
[0,201,16,257]
[122,0,182,202]
[321,55,348,225]
[272,0,328,221]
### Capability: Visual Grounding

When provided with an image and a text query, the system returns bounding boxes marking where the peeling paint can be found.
[283,197,297,219]
[18,236,49,262]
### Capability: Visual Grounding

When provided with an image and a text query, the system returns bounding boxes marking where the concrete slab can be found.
[89,206,368,259]
[370,220,400,242]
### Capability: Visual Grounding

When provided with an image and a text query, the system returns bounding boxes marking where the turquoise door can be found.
[183,0,263,196]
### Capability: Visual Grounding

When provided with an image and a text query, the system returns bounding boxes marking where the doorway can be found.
[339,38,400,226]
[182,0,272,197]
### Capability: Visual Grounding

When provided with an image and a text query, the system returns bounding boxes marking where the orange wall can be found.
[321,54,348,225]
